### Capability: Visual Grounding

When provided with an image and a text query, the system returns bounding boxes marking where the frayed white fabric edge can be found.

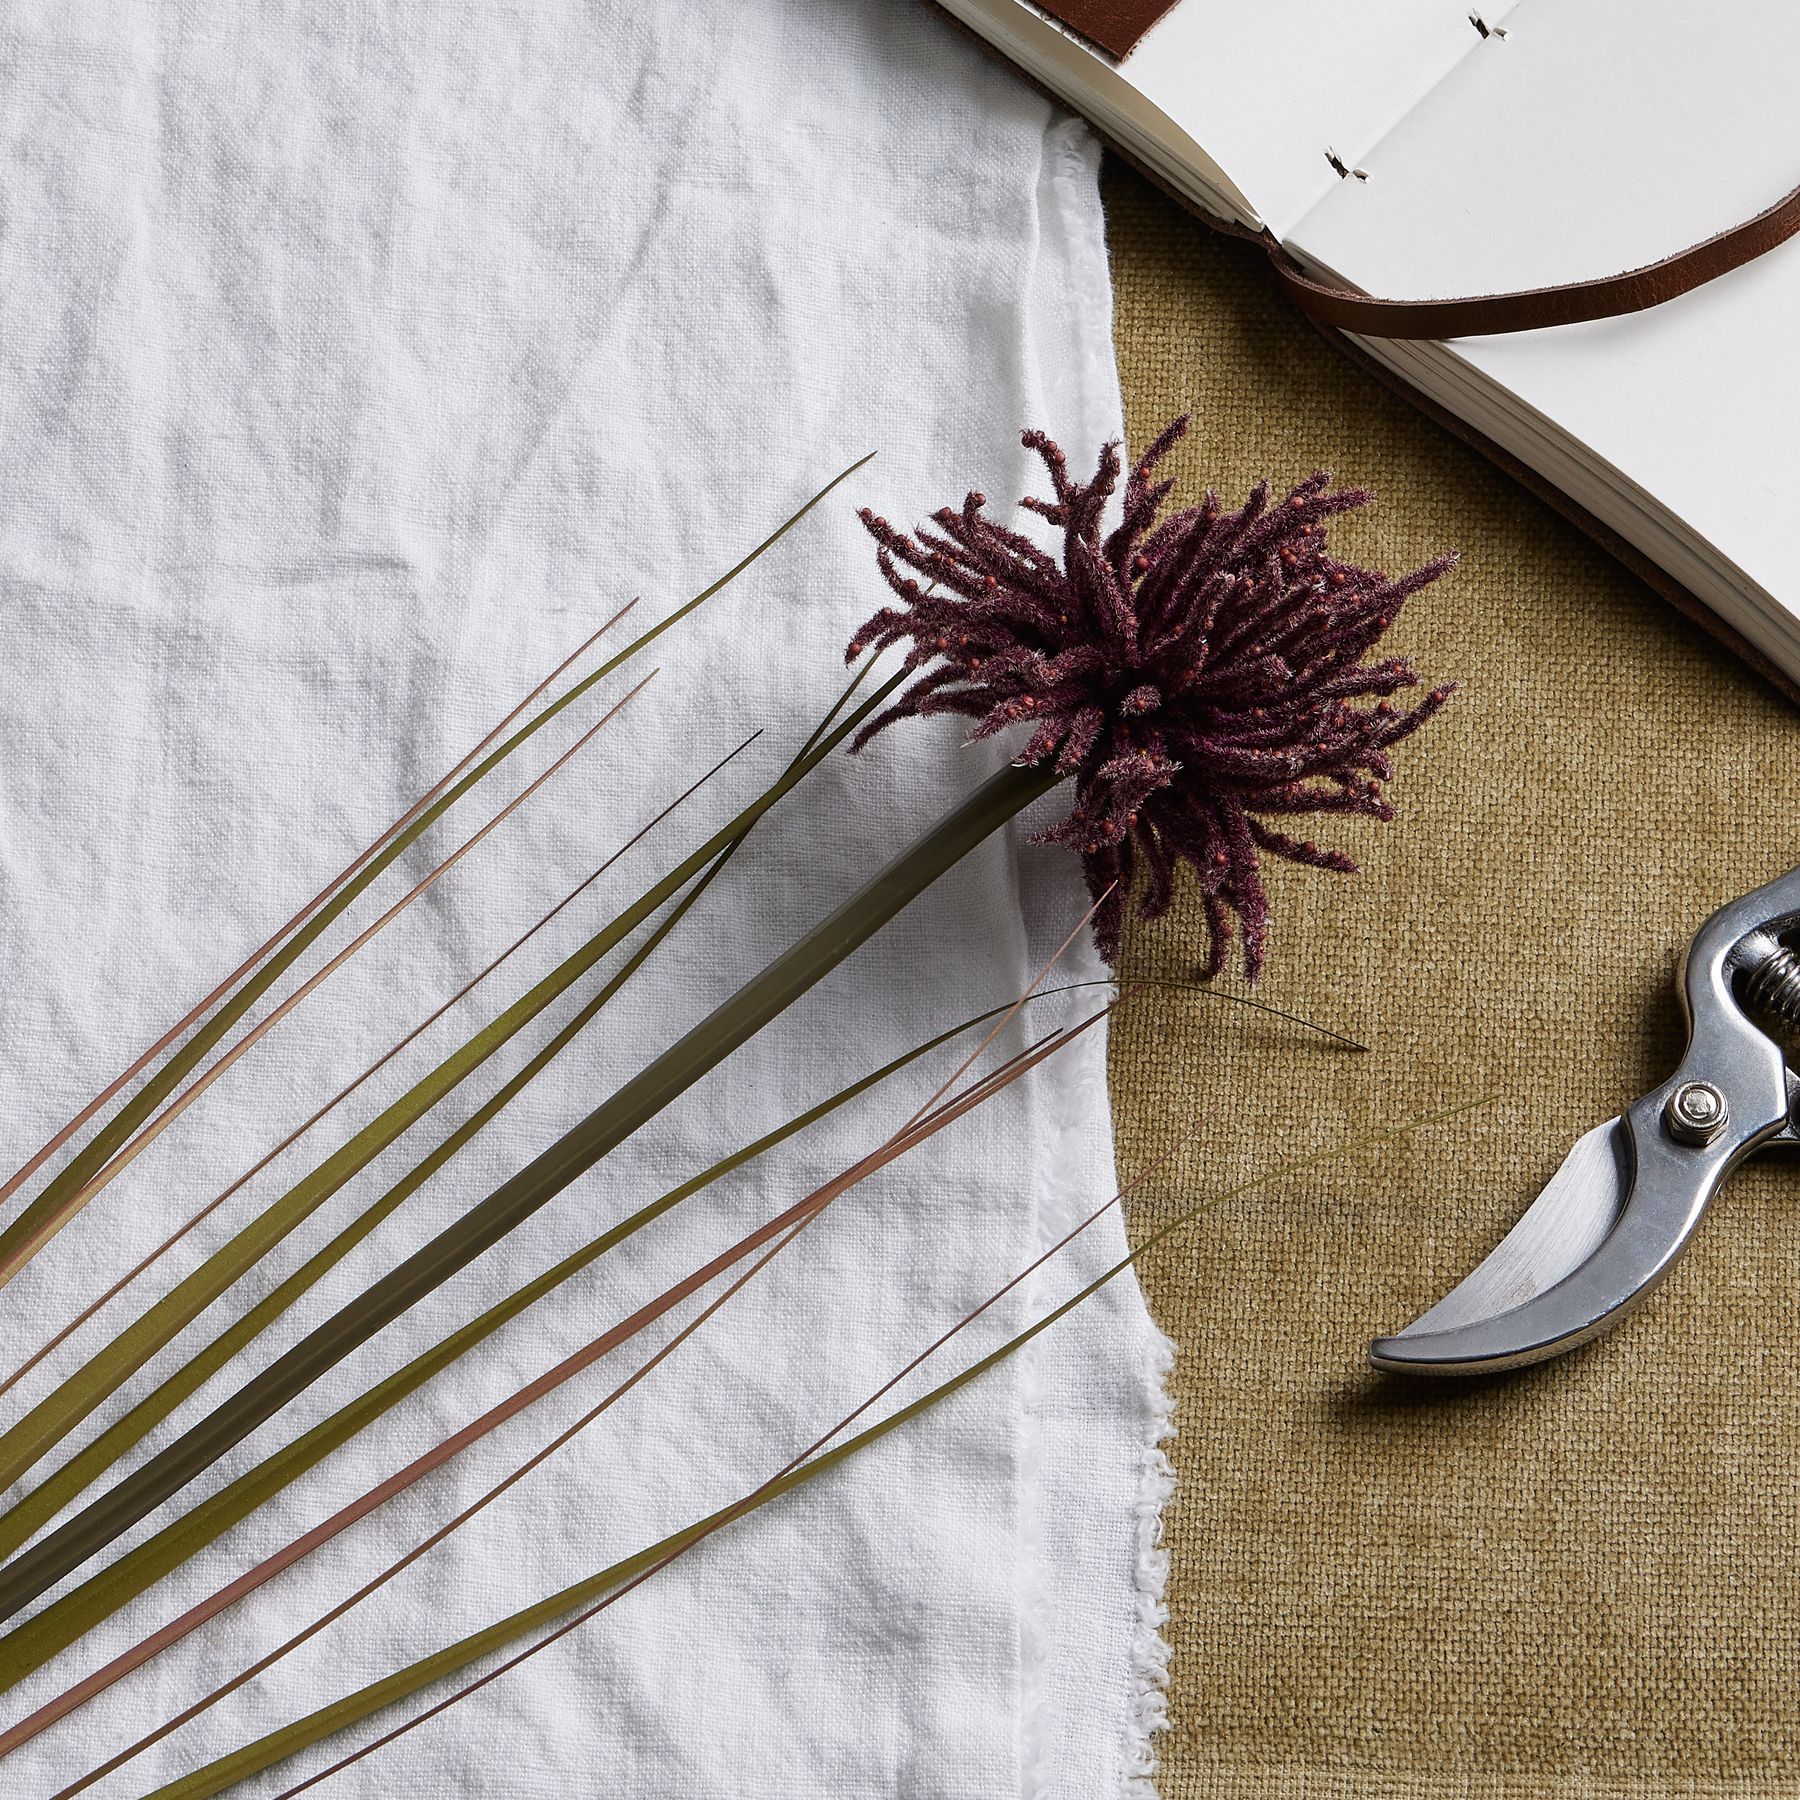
[1010,100,1178,1800]
[1123,1326,1177,1799]
[1012,967,1177,1800]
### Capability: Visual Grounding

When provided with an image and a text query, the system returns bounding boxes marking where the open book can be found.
[942,0,1800,693]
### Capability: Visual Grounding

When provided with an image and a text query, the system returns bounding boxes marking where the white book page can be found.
[945,0,1261,223]
[1284,0,1800,629]
[1122,0,1525,237]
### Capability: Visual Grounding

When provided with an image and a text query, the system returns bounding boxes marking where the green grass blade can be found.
[0,745,1047,1626]
[28,667,659,1247]
[0,455,871,1287]
[0,999,1028,1699]
[0,731,765,1412]
[0,846,714,1568]
[0,677,870,1551]
[131,1098,1487,1800]
[0,601,637,1219]
[0,673,903,1512]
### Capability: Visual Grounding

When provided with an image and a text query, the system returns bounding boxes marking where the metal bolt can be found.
[1665,1080,1729,1146]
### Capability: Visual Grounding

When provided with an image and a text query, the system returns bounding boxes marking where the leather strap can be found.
[1272,175,1800,338]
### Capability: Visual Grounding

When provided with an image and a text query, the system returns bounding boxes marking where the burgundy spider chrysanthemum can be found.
[847,416,1456,978]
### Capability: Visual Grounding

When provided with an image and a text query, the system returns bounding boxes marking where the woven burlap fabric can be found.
[1102,161,1800,1798]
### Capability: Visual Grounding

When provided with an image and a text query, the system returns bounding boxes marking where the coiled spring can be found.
[1744,943,1800,1029]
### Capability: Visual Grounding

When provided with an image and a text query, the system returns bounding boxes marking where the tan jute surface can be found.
[1102,159,1800,1799]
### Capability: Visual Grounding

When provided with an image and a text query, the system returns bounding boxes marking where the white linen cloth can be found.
[0,4,1173,1794]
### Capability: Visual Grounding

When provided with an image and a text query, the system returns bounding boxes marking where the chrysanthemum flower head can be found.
[847,415,1456,978]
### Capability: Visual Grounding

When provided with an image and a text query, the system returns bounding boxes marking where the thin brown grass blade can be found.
[0,605,637,1213]
[0,729,760,1404]
[17,931,1100,1766]
[897,883,1111,1135]
[1118,973,1368,1052]
[22,1009,1101,1781]
[44,1199,818,1796]
[136,1096,1490,1800]
[0,670,657,1285]
[260,1026,1164,1800]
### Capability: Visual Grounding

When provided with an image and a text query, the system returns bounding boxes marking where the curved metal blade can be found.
[1371,1120,1628,1368]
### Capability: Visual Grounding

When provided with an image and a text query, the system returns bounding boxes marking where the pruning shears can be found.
[1372,863,1800,1376]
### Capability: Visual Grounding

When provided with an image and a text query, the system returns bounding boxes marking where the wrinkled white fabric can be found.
[0,4,1171,1794]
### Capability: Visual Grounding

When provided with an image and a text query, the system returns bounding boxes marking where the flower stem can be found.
[0,758,1061,1629]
